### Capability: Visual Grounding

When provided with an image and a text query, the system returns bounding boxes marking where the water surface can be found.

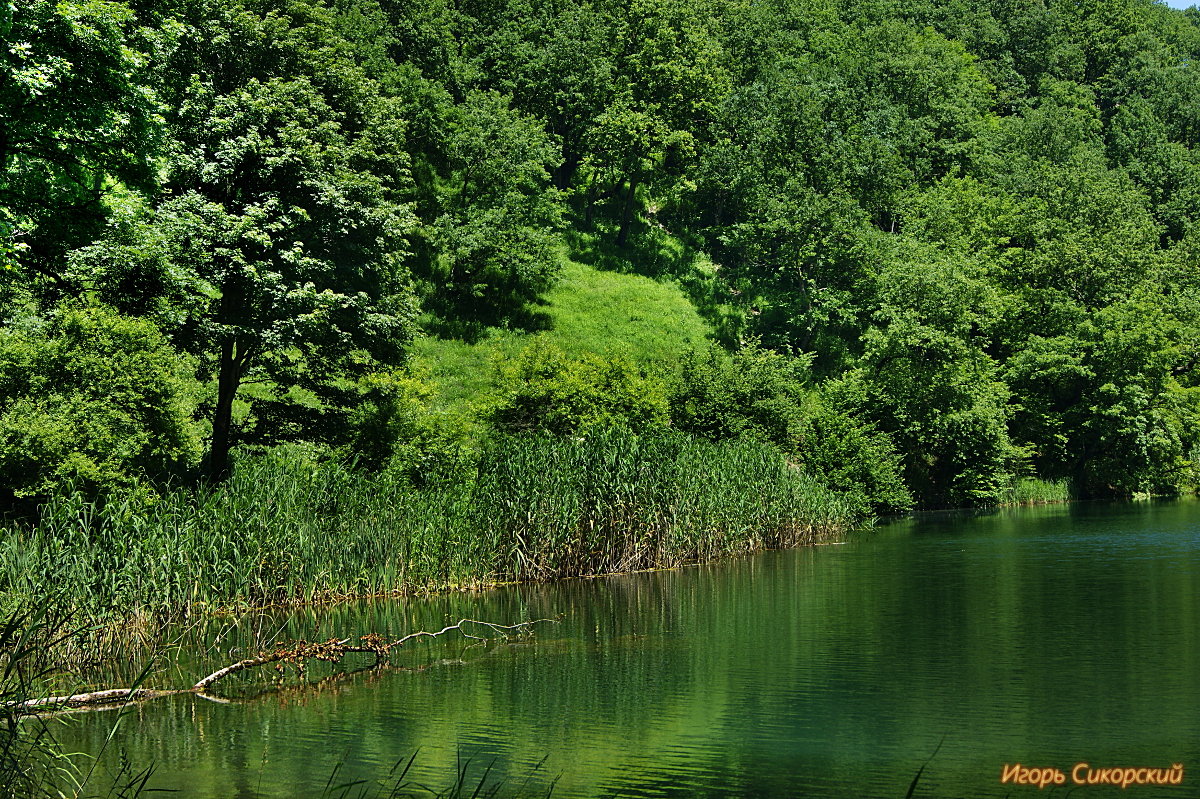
[59,500,1200,796]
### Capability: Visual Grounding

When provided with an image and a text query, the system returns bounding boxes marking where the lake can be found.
[57,499,1200,796]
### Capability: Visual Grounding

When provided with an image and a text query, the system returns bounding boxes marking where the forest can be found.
[3,0,1200,628]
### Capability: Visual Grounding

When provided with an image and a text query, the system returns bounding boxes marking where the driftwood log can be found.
[12,618,554,714]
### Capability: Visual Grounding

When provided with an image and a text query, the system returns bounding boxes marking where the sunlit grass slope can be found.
[412,250,712,414]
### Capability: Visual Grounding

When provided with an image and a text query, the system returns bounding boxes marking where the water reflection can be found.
[58,499,1200,797]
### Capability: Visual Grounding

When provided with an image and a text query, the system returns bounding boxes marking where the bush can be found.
[669,344,811,443]
[669,344,911,514]
[341,370,474,482]
[789,398,913,515]
[833,314,1022,507]
[0,303,202,501]
[489,339,670,435]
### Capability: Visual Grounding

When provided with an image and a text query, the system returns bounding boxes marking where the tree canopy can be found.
[3,0,1200,506]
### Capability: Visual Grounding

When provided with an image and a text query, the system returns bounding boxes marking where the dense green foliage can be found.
[490,340,671,434]
[4,0,1200,637]
[670,345,913,513]
[0,304,201,500]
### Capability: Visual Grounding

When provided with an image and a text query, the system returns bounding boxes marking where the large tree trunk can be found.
[208,338,242,481]
[553,138,579,191]
[583,172,598,229]
[207,279,248,481]
[616,171,640,247]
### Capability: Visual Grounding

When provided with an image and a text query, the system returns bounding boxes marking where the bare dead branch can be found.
[10,617,557,714]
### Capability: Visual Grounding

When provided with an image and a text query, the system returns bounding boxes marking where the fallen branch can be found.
[191,638,383,691]
[11,617,556,714]
[16,687,177,710]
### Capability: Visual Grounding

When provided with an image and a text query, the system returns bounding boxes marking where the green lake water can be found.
[57,500,1200,797]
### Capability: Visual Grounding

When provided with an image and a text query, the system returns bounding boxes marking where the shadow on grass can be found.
[420,300,554,344]
[562,222,746,348]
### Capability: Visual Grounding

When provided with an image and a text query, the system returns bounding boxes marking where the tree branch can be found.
[10,618,557,714]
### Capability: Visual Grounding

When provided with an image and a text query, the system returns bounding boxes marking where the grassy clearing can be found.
[412,249,711,417]
[0,431,861,661]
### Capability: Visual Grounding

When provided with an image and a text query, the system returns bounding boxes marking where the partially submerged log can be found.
[11,617,554,714]
[17,687,178,710]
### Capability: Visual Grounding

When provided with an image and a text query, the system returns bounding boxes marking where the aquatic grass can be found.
[472,431,856,579]
[0,431,864,660]
[0,609,158,799]
[314,749,557,799]
[1000,477,1070,506]
[1,610,64,798]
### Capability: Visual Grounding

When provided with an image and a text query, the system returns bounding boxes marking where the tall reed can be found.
[0,609,156,798]
[1000,477,1070,506]
[0,431,864,657]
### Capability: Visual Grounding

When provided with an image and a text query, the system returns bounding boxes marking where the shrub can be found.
[342,370,474,482]
[489,339,670,435]
[0,303,202,501]
[669,343,811,442]
[669,344,911,514]
[790,398,914,515]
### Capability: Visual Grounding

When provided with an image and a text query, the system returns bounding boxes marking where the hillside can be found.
[5,0,1200,510]
[413,246,712,416]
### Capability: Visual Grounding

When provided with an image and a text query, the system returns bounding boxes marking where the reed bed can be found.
[0,431,863,656]
[1000,477,1071,506]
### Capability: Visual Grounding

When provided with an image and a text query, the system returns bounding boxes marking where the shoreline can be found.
[11,494,1113,669]
[2,434,864,670]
